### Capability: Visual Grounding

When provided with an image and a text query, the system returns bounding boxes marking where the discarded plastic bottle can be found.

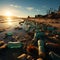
[38,40,45,58]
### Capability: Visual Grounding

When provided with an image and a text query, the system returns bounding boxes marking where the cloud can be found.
[26,7,34,11]
[35,8,46,15]
[36,9,40,12]
[10,4,21,8]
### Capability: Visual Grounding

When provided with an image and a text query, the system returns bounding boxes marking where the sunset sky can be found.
[0,0,60,17]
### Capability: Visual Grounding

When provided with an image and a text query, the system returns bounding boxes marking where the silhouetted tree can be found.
[47,8,53,15]
[28,16,30,18]
[58,6,60,11]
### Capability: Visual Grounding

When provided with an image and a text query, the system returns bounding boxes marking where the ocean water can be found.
[0,18,23,29]
[0,18,25,41]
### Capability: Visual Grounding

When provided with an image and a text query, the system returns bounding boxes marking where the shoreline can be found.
[24,18,60,31]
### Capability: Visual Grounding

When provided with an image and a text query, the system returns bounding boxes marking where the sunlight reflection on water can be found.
[0,17,23,29]
[7,17,12,26]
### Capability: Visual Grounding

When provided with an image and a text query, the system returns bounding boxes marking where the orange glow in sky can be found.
[5,11,12,16]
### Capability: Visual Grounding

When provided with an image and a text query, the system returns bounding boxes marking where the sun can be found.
[5,11,12,16]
